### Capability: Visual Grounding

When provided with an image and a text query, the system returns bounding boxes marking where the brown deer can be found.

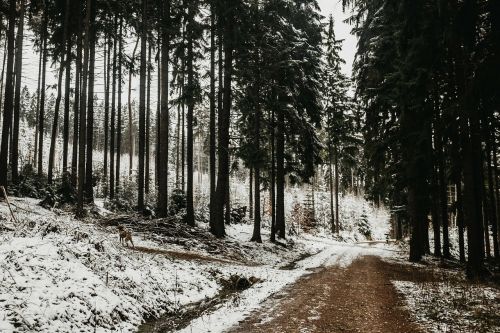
[117,225,134,248]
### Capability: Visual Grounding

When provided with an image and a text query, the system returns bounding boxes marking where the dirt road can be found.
[230,255,423,333]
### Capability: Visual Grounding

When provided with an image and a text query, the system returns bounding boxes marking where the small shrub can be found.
[168,188,186,216]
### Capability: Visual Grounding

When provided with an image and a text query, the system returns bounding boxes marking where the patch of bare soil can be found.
[100,215,259,265]
[231,256,425,333]
[130,246,244,265]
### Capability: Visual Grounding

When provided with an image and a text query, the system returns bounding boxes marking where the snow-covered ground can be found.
[0,194,390,332]
[393,280,500,333]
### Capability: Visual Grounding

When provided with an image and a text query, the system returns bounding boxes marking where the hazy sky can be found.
[318,0,357,77]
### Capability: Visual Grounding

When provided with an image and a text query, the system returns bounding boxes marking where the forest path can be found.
[229,254,424,333]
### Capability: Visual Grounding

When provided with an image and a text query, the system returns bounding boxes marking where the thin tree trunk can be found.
[37,15,48,177]
[335,146,340,233]
[213,10,234,237]
[329,146,335,234]
[0,39,7,140]
[145,42,151,195]
[483,115,499,258]
[0,0,16,187]
[11,0,25,183]
[48,0,70,184]
[155,41,161,187]
[249,168,253,220]
[128,38,139,176]
[72,7,83,186]
[209,6,217,232]
[157,0,170,217]
[116,18,123,193]
[103,35,110,193]
[176,102,180,187]
[77,0,92,215]
[276,98,285,239]
[185,1,195,226]
[109,17,117,199]
[436,121,450,258]
[138,0,148,210]
[270,106,276,242]
[85,1,97,202]
[63,30,72,175]
[34,41,42,166]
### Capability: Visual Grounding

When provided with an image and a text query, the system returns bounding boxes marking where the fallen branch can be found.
[1,186,18,224]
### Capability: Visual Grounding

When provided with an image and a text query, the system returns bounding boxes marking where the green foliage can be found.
[10,164,46,199]
[356,210,371,240]
[168,188,187,216]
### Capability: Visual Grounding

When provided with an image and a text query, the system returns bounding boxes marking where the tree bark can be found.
[213,6,234,237]
[209,6,217,232]
[185,0,195,226]
[76,0,92,215]
[145,42,151,195]
[11,0,25,183]
[157,0,170,217]
[138,0,148,211]
[84,1,97,202]
[37,14,48,177]
[103,35,110,194]
[116,18,123,193]
[63,27,73,175]
[48,0,70,184]
[72,6,83,186]
[0,0,16,187]
[128,38,140,177]
[276,98,285,239]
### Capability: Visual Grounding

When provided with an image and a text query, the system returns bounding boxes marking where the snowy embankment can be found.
[0,195,390,332]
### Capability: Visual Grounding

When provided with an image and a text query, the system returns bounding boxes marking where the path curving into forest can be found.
[229,255,423,333]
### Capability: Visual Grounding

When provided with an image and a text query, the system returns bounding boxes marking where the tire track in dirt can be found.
[229,255,423,333]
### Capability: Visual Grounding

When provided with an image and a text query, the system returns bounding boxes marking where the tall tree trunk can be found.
[249,168,253,220]
[103,35,110,193]
[270,106,276,242]
[185,1,195,226]
[157,0,170,217]
[63,31,73,175]
[37,15,48,177]
[0,40,7,141]
[462,109,485,277]
[176,102,180,187]
[85,1,97,202]
[34,41,42,167]
[329,145,335,234]
[11,0,25,183]
[77,0,92,215]
[209,6,217,232]
[430,158,442,257]
[128,38,139,176]
[72,6,83,186]
[335,146,340,233]
[436,122,450,258]
[276,99,285,239]
[156,39,161,187]
[48,0,70,184]
[483,114,499,258]
[109,18,117,199]
[0,0,16,187]
[145,43,151,195]
[116,18,123,193]
[213,7,234,237]
[138,0,148,211]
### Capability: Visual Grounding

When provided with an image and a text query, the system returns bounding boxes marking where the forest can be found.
[0,0,499,332]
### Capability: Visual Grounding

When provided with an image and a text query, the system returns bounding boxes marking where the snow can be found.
[0,194,391,332]
[179,241,395,333]
[393,280,500,333]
